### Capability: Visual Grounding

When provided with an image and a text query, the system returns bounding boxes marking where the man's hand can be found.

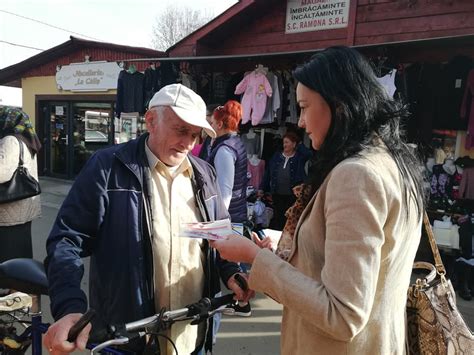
[226,273,255,303]
[44,313,91,354]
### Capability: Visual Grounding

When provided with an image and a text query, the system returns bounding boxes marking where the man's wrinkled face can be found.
[145,107,201,166]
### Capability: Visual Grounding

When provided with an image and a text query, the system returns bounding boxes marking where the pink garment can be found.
[191,143,202,157]
[459,167,474,200]
[248,159,265,189]
[461,69,474,149]
[235,72,272,125]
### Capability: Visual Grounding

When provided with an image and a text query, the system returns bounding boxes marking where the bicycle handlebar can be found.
[90,293,237,354]
[125,293,235,332]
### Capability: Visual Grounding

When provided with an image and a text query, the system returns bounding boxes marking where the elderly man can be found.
[44,84,251,354]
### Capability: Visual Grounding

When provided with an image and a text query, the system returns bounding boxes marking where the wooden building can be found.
[0,37,165,178]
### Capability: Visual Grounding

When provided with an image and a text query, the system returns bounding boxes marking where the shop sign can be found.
[55,61,121,92]
[285,0,350,34]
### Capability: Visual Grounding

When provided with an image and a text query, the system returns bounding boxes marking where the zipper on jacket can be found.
[114,144,156,307]
[142,168,155,302]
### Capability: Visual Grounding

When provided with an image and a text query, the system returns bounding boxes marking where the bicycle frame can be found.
[0,258,238,355]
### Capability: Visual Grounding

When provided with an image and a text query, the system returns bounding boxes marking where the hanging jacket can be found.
[45,133,239,352]
[207,134,248,223]
[116,70,145,117]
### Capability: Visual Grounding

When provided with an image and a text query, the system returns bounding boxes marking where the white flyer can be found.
[181,219,234,240]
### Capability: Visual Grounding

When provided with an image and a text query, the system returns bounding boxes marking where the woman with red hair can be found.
[206,100,252,319]
[206,100,248,224]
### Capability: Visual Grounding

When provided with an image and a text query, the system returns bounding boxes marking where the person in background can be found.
[205,100,251,320]
[262,131,312,230]
[0,107,41,262]
[211,46,425,354]
[199,104,220,161]
[206,101,248,224]
[44,84,253,355]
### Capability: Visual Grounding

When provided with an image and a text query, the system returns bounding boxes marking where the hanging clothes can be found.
[213,72,232,104]
[247,157,265,190]
[260,70,281,125]
[430,164,455,200]
[143,64,161,110]
[376,69,397,98]
[235,71,272,125]
[460,167,474,200]
[434,55,473,130]
[241,131,261,157]
[116,69,145,117]
[283,71,298,124]
[461,69,474,149]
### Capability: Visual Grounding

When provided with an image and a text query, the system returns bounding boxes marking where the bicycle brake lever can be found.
[67,309,96,342]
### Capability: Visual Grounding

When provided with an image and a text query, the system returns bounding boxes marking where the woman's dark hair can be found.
[293,46,425,216]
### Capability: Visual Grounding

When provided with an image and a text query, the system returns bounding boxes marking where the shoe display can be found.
[223,302,252,316]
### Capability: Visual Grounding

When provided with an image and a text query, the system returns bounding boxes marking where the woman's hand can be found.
[253,233,274,250]
[210,234,260,264]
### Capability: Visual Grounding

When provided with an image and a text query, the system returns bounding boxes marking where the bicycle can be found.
[0,258,241,354]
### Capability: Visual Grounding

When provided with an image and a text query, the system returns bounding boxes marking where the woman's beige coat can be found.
[249,146,422,354]
[0,136,41,226]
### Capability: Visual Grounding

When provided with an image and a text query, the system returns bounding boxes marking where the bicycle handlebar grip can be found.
[67,309,96,343]
[234,273,248,291]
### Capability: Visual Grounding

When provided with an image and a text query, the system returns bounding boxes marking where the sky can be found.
[0,0,238,107]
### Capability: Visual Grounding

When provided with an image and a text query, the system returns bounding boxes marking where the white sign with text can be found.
[55,61,121,92]
[286,0,350,33]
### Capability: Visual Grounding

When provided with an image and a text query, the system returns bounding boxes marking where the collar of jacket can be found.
[113,133,150,184]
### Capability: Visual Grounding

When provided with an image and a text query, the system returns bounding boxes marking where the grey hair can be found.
[149,106,168,121]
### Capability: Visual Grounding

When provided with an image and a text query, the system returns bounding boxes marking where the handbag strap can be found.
[14,136,25,168]
[422,211,447,276]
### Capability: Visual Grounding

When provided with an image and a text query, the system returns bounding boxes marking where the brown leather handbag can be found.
[406,212,474,354]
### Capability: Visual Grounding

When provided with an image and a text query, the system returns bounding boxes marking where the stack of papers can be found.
[181,219,234,240]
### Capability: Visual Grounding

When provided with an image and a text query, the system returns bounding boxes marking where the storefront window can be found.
[72,102,113,175]
[114,113,147,144]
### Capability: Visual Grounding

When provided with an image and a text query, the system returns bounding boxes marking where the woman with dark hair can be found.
[0,107,42,262]
[262,130,312,230]
[211,46,425,353]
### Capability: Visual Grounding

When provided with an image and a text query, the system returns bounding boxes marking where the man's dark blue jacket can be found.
[45,133,240,350]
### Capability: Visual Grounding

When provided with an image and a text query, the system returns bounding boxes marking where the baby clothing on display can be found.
[235,71,272,125]
[247,154,265,190]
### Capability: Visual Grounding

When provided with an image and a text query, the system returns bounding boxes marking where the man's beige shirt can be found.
[145,143,205,355]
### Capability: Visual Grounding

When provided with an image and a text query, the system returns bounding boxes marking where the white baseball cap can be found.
[148,84,216,138]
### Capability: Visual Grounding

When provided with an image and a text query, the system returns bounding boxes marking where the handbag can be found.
[406,212,474,354]
[0,136,41,204]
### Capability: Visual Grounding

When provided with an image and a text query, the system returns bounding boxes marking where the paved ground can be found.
[31,176,474,354]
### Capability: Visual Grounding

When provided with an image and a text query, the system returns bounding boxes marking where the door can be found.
[49,103,69,177]
[42,101,114,178]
